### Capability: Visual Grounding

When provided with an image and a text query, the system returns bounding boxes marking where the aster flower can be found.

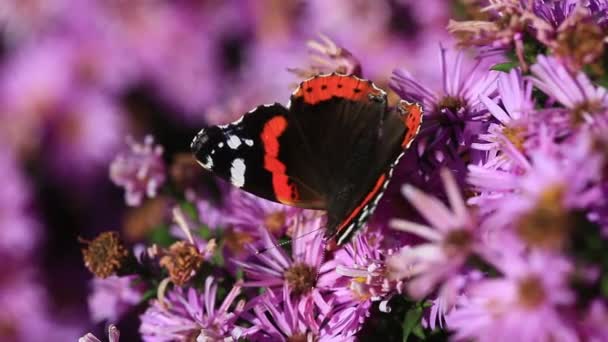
[472,68,535,161]
[47,92,125,179]
[387,169,480,299]
[0,147,41,260]
[233,213,335,315]
[79,325,120,342]
[447,251,577,342]
[530,55,608,127]
[139,276,243,341]
[289,34,362,79]
[481,132,603,251]
[447,1,553,69]
[88,275,144,323]
[390,46,498,170]
[223,190,299,238]
[110,135,166,207]
[242,285,356,342]
[320,230,402,336]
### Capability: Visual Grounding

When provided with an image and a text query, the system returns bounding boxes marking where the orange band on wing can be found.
[293,74,382,105]
[260,116,298,203]
[336,173,387,232]
[400,102,423,148]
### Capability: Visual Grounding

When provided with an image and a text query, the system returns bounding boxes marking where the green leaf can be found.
[140,289,157,303]
[490,61,518,73]
[180,201,198,220]
[147,224,176,246]
[402,303,425,342]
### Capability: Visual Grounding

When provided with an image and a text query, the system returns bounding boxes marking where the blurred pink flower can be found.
[110,135,166,207]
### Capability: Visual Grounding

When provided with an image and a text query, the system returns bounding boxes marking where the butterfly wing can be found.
[288,74,423,246]
[191,103,327,209]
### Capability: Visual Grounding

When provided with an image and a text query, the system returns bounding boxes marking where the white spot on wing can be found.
[227,135,242,149]
[230,158,246,187]
[218,142,224,148]
[244,139,254,146]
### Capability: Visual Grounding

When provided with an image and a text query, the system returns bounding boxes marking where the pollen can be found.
[159,241,204,286]
[516,186,573,250]
[502,126,527,151]
[443,229,473,257]
[81,231,129,278]
[517,275,546,309]
[284,262,317,296]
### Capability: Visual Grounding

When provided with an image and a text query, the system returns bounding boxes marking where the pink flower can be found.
[447,252,577,342]
[139,276,243,341]
[79,325,120,342]
[387,169,480,299]
[110,135,166,207]
[88,275,144,323]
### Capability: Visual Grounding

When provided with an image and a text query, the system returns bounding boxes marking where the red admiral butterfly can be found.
[191,74,422,249]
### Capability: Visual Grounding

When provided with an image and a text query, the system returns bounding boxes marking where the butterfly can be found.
[191,73,423,249]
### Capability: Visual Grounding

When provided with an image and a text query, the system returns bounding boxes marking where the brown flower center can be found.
[160,241,204,286]
[264,211,286,234]
[288,333,317,342]
[517,275,546,309]
[443,229,473,257]
[502,125,526,150]
[81,231,129,278]
[571,100,606,125]
[438,95,466,114]
[516,186,573,250]
[284,263,317,296]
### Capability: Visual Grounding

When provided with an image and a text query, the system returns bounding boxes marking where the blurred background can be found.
[0,1,462,340]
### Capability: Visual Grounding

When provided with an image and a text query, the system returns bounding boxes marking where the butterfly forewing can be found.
[192,104,326,209]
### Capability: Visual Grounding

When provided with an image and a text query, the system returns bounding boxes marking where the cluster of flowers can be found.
[81,1,608,341]
[0,1,450,340]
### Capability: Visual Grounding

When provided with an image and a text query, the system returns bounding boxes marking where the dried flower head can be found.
[159,241,204,286]
[81,232,129,278]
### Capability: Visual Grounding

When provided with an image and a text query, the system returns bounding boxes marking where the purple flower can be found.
[478,132,603,250]
[579,300,608,341]
[223,190,300,238]
[530,55,608,126]
[0,270,81,341]
[79,325,120,342]
[139,276,243,341]
[233,214,332,303]
[0,147,41,260]
[387,169,479,299]
[447,251,577,342]
[390,46,498,169]
[46,92,125,179]
[110,135,166,207]
[473,69,535,162]
[88,275,144,323]
[242,286,356,341]
[321,230,401,335]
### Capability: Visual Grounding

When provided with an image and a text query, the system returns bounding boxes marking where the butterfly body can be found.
[192,74,422,247]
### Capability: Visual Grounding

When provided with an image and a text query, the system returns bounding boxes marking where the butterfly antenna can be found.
[255,225,326,255]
